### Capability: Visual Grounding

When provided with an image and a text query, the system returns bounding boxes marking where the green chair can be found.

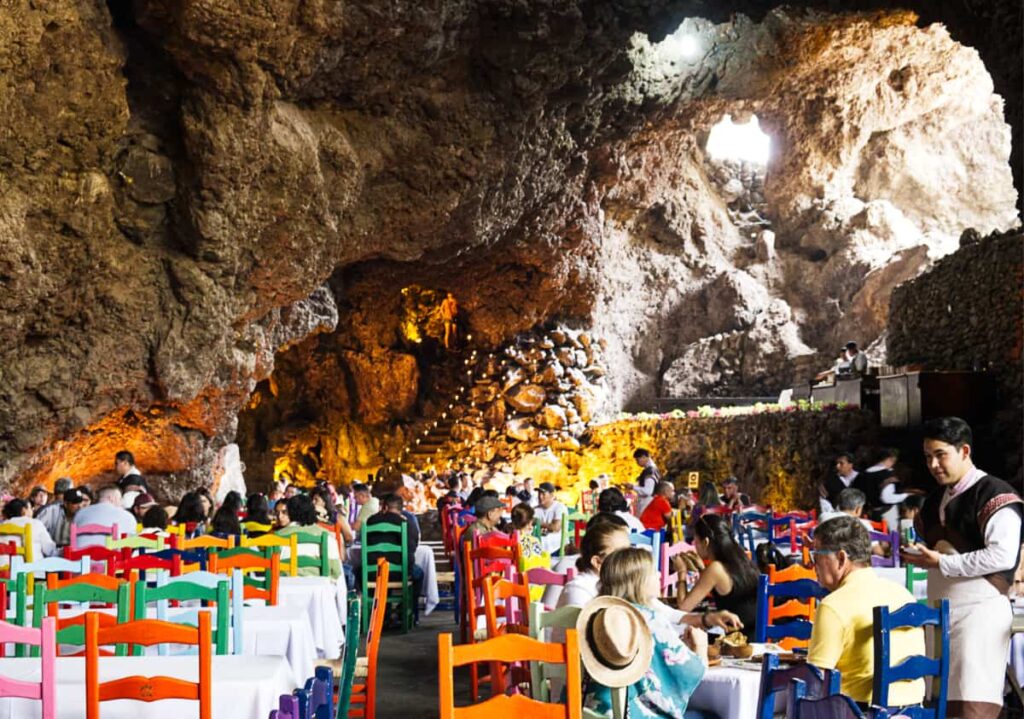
[210,546,280,603]
[360,522,413,634]
[134,572,231,655]
[106,534,167,553]
[32,574,132,656]
[528,601,582,702]
[336,594,362,719]
[906,563,928,604]
[290,529,331,577]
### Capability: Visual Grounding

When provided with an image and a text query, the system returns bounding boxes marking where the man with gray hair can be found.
[807,515,924,707]
[71,485,137,547]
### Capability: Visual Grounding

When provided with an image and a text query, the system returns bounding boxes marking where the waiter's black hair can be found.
[632,448,651,459]
[922,416,973,449]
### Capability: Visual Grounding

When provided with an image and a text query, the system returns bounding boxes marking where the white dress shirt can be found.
[1,516,57,559]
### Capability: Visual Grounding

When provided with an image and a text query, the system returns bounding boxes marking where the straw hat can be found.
[576,596,654,687]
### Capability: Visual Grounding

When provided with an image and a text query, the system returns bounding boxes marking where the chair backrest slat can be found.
[872,599,948,718]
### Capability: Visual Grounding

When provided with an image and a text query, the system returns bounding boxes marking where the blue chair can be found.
[733,511,770,554]
[868,530,901,569]
[872,600,949,719]
[293,665,334,719]
[151,547,209,571]
[628,530,662,570]
[754,575,829,646]
[788,678,890,719]
[756,652,840,719]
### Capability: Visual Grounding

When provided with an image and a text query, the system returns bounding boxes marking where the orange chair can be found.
[348,558,389,719]
[179,535,235,551]
[85,611,212,719]
[317,521,344,559]
[462,542,519,701]
[765,564,819,650]
[208,549,280,605]
[481,575,532,695]
[438,630,582,718]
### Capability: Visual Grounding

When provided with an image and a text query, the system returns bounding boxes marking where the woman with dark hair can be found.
[310,486,337,524]
[597,487,645,531]
[275,494,343,578]
[173,491,208,537]
[243,493,274,535]
[209,504,241,537]
[142,506,169,531]
[677,513,760,634]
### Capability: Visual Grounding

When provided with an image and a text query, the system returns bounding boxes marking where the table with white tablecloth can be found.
[0,655,293,719]
[278,575,345,659]
[55,603,317,687]
[689,661,762,719]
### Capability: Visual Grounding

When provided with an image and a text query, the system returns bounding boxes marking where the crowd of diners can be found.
[429,416,1021,719]
[5,414,1021,719]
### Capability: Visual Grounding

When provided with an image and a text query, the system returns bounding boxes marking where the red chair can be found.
[85,611,212,719]
[438,631,582,718]
[63,545,127,575]
[462,540,520,701]
[482,575,533,695]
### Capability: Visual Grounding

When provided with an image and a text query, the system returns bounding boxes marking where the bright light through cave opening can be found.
[706,114,771,166]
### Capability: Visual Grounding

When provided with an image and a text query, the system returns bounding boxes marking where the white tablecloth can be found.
[54,603,316,687]
[874,567,927,600]
[0,655,292,719]
[414,544,439,615]
[689,663,761,719]
[278,576,344,659]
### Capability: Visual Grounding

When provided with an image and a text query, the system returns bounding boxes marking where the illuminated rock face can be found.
[0,1,1019,493]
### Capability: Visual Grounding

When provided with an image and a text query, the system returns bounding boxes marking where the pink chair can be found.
[524,567,577,609]
[0,617,56,718]
[660,539,697,596]
[70,524,121,551]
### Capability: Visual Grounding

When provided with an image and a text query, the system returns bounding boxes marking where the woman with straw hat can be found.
[578,547,708,717]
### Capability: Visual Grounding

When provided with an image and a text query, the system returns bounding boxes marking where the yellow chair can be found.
[240,533,298,576]
[180,535,235,551]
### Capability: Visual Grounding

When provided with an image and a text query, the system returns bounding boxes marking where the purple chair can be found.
[869,530,901,568]
[269,694,300,719]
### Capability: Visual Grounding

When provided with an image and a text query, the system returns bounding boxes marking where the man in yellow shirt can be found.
[807,515,925,707]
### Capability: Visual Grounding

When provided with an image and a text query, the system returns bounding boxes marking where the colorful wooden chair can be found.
[290,529,331,577]
[270,695,301,719]
[360,523,414,634]
[627,529,662,571]
[872,600,949,719]
[787,678,888,719]
[754,575,828,650]
[33,572,134,657]
[335,595,362,719]
[180,534,235,551]
[84,611,212,719]
[905,564,928,603]
[868,530,901,569]
[482,575,533,695]
[62,545,126,575]
[69,523,119,551]
[134,572,232,655]
[528,602,582,703]
[240,533,298,576]
[525,566,576,608]
[438,630,582,718]
[756,652,840,719]
[0,522,33,565]
[208,547,281,605]
[348,559,389,719]
[659,539,696,597]
[0,617,57,718]
[106,535,166,553]
[294,666,334,719]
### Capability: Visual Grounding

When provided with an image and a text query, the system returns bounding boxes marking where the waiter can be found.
[906,416,1022,719]
[629,448,660,514]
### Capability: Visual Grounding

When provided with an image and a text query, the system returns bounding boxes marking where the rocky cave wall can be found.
[887,229,1024,486]
[1,1,1020,494]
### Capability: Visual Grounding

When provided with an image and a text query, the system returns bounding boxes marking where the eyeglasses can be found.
[809,549,835,562]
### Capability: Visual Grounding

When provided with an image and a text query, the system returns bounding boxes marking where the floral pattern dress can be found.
[584,603,706,718]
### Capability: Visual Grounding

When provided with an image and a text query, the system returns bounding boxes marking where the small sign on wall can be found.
[687,471,700,489]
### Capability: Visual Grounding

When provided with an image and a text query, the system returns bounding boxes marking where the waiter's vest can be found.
[917,474,1023,593]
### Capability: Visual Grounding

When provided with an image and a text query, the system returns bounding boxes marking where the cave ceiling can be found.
[0,0,1019,490]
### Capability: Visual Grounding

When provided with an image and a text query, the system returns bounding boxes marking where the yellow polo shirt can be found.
[807,568,925,706]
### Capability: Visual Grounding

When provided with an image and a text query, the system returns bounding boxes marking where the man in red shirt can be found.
[640,481,676,531]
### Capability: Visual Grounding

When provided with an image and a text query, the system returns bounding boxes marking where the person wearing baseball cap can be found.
[131,492,160,521]
[459,493,504,550]
[35,487,87,549]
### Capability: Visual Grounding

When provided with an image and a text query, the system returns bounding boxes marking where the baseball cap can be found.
[722,476,738,485]
[475,496,503,514]
[132,493,159,512]
[537,482,556,494]
[63,488,86,504]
